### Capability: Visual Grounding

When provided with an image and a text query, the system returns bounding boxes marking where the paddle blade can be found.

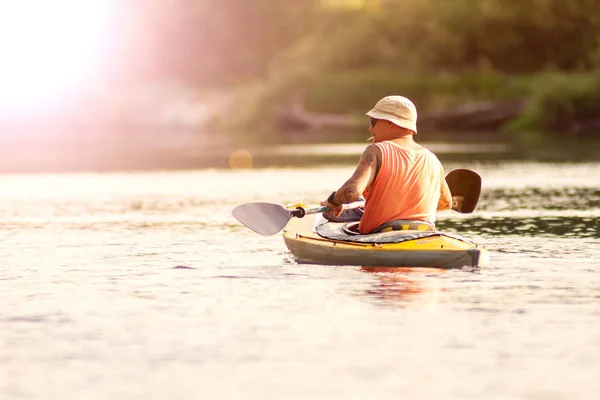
[232,202,294,236]
[446,169,481,213]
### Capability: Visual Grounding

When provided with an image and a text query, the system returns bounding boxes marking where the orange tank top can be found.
[358,141,444,234]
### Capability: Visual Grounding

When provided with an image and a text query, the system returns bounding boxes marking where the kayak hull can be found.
[283,216,489,269]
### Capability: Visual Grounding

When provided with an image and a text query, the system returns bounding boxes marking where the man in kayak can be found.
[321,95,452,234]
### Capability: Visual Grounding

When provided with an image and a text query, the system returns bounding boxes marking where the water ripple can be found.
[440,216,600,238]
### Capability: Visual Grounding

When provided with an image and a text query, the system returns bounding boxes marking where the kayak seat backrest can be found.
[341,220,435,235]
[374,220,436,233]
[319,221,443,244]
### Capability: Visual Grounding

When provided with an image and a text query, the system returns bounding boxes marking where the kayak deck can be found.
[283,216,489,268]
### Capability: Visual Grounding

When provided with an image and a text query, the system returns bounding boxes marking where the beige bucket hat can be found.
[366,95,418,133]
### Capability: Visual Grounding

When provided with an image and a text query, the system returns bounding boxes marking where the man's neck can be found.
[389,133,414,141]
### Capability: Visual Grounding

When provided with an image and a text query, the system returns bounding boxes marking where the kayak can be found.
[232,169,487,268]
[282,215,489,269]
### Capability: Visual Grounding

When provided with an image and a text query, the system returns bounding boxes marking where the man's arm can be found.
[333,144,379,204]
[322,145,379,216]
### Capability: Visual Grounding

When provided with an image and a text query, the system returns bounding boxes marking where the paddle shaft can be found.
[293,200,365,218]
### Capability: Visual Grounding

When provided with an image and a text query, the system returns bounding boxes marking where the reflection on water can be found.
[438,185,600,238]
[480,187,600,211]
[2,163,600,400]
[254,142,509,156]
[360,267,449,305]
[249,141,512,167]
[440,216,599,238]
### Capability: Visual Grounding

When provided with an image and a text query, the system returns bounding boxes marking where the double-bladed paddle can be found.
[232,169,482,236]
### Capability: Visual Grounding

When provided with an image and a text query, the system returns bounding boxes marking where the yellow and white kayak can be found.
[283,215,489,269]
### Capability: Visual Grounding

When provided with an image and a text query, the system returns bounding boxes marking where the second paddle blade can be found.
[232,202,294,236]
[446,169,482,213]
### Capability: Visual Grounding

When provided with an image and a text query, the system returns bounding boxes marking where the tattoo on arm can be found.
[335,145,379,204]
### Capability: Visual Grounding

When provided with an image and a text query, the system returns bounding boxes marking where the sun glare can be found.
[0,0,113,117]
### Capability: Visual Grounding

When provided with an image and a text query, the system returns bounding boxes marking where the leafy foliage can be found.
[109,1,600,135]
[112,0,600,83]
[508,73,600,133]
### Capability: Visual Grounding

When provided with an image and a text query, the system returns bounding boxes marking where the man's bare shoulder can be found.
[347,144,379,181]
[360,144,380,163]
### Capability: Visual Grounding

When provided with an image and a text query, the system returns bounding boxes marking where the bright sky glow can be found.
[0,0,113,116]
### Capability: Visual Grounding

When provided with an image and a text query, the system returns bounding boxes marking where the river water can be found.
[1,148,599,399]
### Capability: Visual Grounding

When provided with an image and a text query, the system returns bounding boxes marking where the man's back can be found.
[321,95,452,228]
[358,141,444,234]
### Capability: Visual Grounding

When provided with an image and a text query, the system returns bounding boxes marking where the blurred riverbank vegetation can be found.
[4,0,600,173]
[156,0,598,139]
[10,0,600,142]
